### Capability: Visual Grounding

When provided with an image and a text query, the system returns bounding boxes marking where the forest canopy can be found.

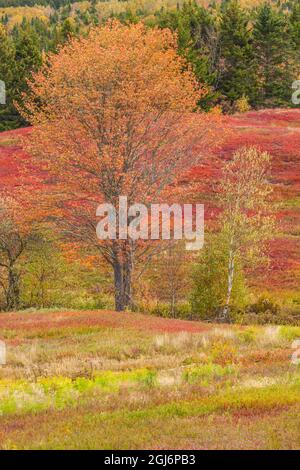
[1,0,300,130]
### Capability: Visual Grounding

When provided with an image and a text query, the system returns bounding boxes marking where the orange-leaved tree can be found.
[20,21,222,311]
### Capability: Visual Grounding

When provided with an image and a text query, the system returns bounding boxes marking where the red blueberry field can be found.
[1,109,299,298]
[0,110,299,449]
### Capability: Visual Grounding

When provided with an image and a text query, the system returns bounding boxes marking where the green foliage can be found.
[190,233,247,320]
[20,235,113,311]
[0,23,42,129]
[143,301,192,320]
[0,26,16,130]
[154,0,300,111]
[279,325,300,341]
[290,0,300,47]
[1,0,300,130]
[248,296,281,315]
[21,236,67,309]
[237,327,257,344]
[218,0,257,106]
[183,363,237,384]
[59,18,77,44]
[253,3,297,107]
[0,368,157,416]
[155,1,220,109]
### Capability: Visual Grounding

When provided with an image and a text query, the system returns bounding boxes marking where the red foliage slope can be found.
[190,109,300,293]
[0,109,299,294]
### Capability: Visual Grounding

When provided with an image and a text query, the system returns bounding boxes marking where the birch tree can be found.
[219,146,275,321]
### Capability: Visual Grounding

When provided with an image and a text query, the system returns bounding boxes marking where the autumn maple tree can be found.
[20,21,222,311]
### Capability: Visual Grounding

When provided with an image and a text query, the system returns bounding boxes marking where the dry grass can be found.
[0,310,299,449]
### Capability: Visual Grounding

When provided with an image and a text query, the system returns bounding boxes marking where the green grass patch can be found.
[183,363,237,385]
[0,369,157,416]
[279,326,300,342]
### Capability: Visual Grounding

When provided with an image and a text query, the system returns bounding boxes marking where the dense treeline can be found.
[155,0,300,109]
[0,24,42,129]
[1,0,300,129]
[0,0,77,8]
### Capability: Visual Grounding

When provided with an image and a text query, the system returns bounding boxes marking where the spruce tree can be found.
[289,1,300,63]
[156,1,220,109]
[218,0,256,108]
[59,18,76,44]
[0,25,16,130]
[253,3,297,107]
[14,26,42,91]
[177,2,220,109]
[13,26,42,125]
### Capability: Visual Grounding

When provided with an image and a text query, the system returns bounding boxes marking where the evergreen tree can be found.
[253,3,297,107]
[289,0,300,61]
[218,0,256,108]
[178,2,220,108]
[1,13,9,26]
[12,27,42,126]
[0,25,16,130]
[14,27,42,86]
[156,1,220,109]
[59,18,76,44]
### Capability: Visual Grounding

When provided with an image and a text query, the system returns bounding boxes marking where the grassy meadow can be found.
[0,309,299,450]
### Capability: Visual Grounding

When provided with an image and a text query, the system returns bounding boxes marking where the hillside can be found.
[0,0,277,9]
[191,109,300,297]
[0,0,284,28]
[1,109,299,300]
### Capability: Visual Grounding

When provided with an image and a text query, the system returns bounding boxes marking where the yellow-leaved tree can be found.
[219,146,275,321]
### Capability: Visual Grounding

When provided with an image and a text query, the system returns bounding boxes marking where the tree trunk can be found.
[112,243,134,312]
[113,260,124,311]
[170,292,176,318]
[222,249,235,322]
[6,266,20,312]
[123,253,133,310]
